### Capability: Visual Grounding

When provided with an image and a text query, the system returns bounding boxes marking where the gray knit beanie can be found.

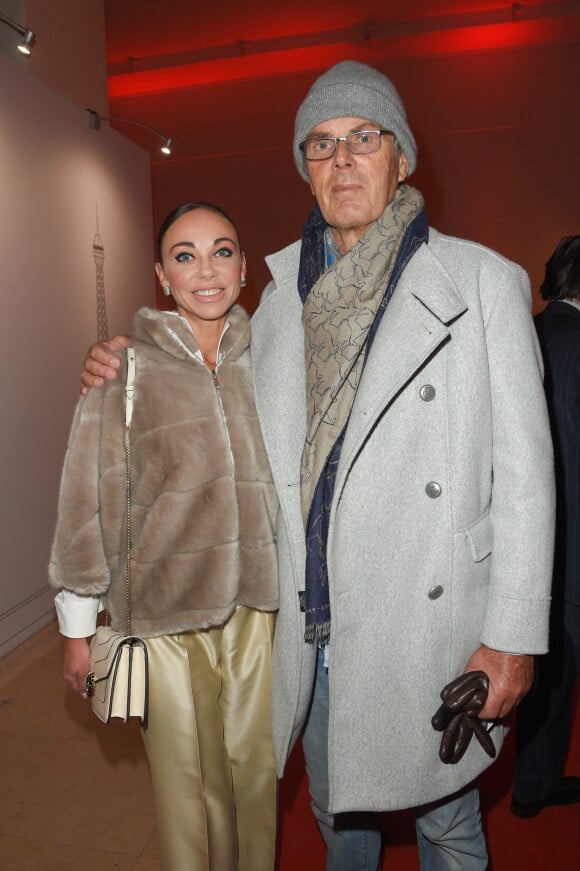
[293,60,417,182]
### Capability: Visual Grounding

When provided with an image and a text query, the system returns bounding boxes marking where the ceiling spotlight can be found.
[17,28,35,56]
[86,109,173,157]
[0,14,36,55]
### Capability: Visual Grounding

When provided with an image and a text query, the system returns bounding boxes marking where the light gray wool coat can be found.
[49,306,278,637]
[251,227,555,813]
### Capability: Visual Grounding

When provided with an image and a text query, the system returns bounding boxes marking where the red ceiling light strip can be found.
[108,4,580,99]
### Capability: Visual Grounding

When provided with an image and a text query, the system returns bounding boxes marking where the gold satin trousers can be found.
[141,607,277,871]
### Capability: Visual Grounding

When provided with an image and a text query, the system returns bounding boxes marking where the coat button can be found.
[428,585,444,600]
[425,482,442,498]
[420,384,436,401]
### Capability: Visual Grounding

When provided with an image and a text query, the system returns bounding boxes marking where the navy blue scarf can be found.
[298,201,429,643]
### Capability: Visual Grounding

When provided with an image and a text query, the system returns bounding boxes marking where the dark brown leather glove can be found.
[431,671,496,764]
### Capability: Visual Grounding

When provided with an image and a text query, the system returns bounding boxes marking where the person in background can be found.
[81,62,555,870]
[511,235,580,819]
[50,202,278,871]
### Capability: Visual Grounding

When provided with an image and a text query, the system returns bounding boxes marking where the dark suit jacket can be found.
[535,300,580,605]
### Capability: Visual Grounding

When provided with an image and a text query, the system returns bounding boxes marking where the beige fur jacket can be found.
[49,306,278,637]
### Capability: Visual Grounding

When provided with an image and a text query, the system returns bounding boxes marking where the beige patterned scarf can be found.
[300,185,424,521]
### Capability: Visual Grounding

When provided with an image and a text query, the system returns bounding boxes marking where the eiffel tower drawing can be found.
[93,205,108,342]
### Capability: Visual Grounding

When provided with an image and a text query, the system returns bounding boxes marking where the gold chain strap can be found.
[124,425,132,635]
[123,347,136,636]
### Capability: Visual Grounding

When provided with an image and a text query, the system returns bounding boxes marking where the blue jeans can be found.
[302,650,488,871]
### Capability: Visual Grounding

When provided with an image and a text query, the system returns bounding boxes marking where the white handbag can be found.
[86,627,148,723]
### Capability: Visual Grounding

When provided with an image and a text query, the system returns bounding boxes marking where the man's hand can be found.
[62,637,92,698]
[80,335,132,394]
[463,644,534,720]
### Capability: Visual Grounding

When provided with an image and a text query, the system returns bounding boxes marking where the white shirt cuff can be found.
[54,589,102,638]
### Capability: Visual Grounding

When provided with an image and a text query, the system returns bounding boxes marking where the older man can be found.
[250,60,554,870]
[82,62,554,870]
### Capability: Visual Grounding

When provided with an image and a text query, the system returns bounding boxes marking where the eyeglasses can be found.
[300,129,393,161]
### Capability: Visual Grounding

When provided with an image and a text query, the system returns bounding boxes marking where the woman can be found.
[49,202,279,871]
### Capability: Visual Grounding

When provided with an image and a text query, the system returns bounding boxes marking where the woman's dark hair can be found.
[156,201,241,261]
[540,235,580,301]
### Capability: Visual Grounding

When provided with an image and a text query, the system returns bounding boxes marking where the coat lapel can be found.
[336,241,468,494]
[253,238,468,514]
[251,243,306,502]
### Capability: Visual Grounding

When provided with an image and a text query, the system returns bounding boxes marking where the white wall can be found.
[0,53,155,656]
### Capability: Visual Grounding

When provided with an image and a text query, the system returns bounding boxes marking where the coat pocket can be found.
[463,510,493,563]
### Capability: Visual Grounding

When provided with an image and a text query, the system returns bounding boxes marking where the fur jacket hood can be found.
[49,306,278,637]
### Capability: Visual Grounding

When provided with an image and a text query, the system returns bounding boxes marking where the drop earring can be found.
[163,285,172,297]
[240,277,247,287]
